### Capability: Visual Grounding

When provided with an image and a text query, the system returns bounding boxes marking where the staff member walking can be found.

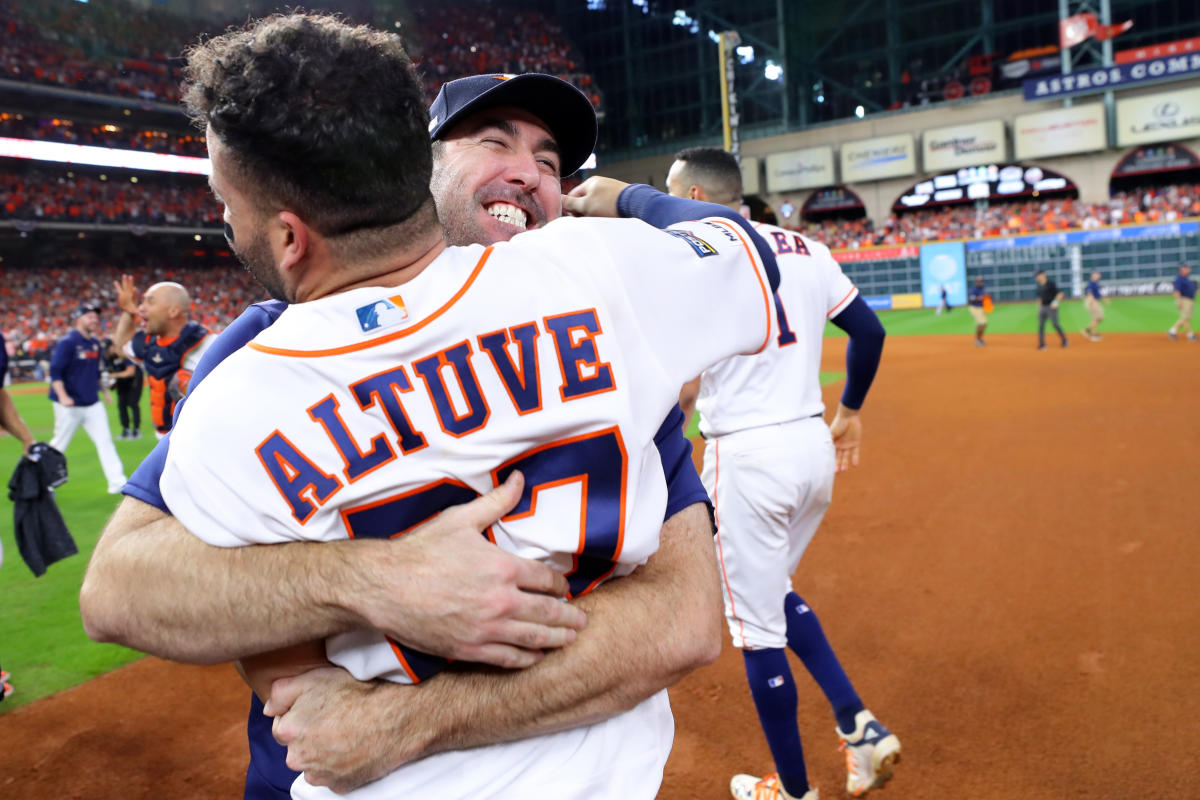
[968,276,988,346]
[1034,270,1068,350]
[48,303,126,493]
[1168,263,1196,341]
[1082,271,1109,342]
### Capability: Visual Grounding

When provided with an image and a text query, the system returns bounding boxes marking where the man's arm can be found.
[828,295,886,471]
[265,501,722,793]
[0,388,34,452]
[80,482,584,668]
[111,275,139,352]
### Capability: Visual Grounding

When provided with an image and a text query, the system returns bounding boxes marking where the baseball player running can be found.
[110,279,213,437]
[158,15,780,800]
[666,147,896,800]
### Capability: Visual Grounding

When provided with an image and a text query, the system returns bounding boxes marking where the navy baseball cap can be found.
[428,73,598,177]
[75,302,102,317]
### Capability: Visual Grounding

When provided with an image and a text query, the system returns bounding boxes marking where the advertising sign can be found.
[1023,52,1200,99]
[1014,104,1107,159]
[840,134,916,183]
[765,146,834,192]
[1113,143,1199,176]
[1116,86,1200,146]
[1115,37,1200,65]
[922,120,1007,171]
[920,242,967,308]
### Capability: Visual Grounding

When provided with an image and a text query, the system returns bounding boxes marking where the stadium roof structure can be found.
[545,0,1199,159]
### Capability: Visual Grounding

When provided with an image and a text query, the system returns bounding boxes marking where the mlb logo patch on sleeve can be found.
[665,229,718,258]
[357,295,410,333]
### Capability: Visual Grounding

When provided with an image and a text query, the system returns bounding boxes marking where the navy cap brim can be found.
[429,74,597,177]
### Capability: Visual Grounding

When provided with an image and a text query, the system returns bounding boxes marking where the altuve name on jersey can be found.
[256,308,615,524]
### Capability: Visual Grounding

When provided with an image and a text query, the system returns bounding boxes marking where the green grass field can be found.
[825,294,1183,338]
[0,292,1184,711]
[0,388,156,711]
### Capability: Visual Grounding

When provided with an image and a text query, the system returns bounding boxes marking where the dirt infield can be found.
[3,333,1198,799]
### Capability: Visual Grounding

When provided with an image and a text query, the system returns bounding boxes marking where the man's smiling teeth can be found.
[487,202,528,229]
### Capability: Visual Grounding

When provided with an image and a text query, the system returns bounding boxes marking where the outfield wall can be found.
[839,220,1200,307]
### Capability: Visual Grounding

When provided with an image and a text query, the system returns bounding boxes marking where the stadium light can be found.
[855,105,865,118]
[764,61,783,81]
[736,45,755,64]
[0,137,212,176]
[708,30,721,43]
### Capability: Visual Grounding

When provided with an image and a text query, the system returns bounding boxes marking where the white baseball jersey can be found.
[160,214,775,800]
[696,223,857,650]
[695,223,856,438]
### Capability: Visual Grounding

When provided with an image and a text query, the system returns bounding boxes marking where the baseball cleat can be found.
[1168,330,1178,340]
[2,682,13,701]
[1188,333,1198,341]
[837,710,901,797]
[730,772,818,800]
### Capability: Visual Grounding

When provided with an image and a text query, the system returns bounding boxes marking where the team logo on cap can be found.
[357,296,410,333]
[665,229,718,258]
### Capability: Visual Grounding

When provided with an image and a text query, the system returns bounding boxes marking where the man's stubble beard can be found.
[234,228,290,303]
[430,161,552,247]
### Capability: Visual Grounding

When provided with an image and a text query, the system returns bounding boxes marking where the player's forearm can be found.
[0,390,34,449]
[405,502,722,758]
[81,497,371,663]
[51,379,68,399]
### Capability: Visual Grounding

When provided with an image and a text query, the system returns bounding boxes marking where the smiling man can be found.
[428,73,594,244]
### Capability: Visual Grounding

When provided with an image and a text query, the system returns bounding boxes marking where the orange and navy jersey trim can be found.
[702,217,775,355]
[248,247,494,358]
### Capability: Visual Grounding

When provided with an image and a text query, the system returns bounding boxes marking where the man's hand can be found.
[266,668,424,793]
[829,403,862,472]
[58,394,75,407]
[114,274,139,315]
[348,470,586,669]
[562,177,631,218]
[82,481,585,667]
[258,502,722,791]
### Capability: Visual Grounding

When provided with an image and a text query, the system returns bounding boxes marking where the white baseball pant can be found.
[50,401,127,493]
[702,416,835,650]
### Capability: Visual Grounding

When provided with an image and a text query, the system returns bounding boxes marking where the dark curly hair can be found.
[183,13,431,239]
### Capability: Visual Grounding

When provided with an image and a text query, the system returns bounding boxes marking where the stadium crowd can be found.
[411,2,602,110]
[1,167,219,226]
[1,259,263,379]
[0,0,602,111]
[795,184,1200,249]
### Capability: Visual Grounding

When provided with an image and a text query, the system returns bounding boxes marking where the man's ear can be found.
[689,184,709,202]
[272,212,311,276]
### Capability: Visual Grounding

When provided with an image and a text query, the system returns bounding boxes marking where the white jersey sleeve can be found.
[554,216,777,388]
[810,238,858,319]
